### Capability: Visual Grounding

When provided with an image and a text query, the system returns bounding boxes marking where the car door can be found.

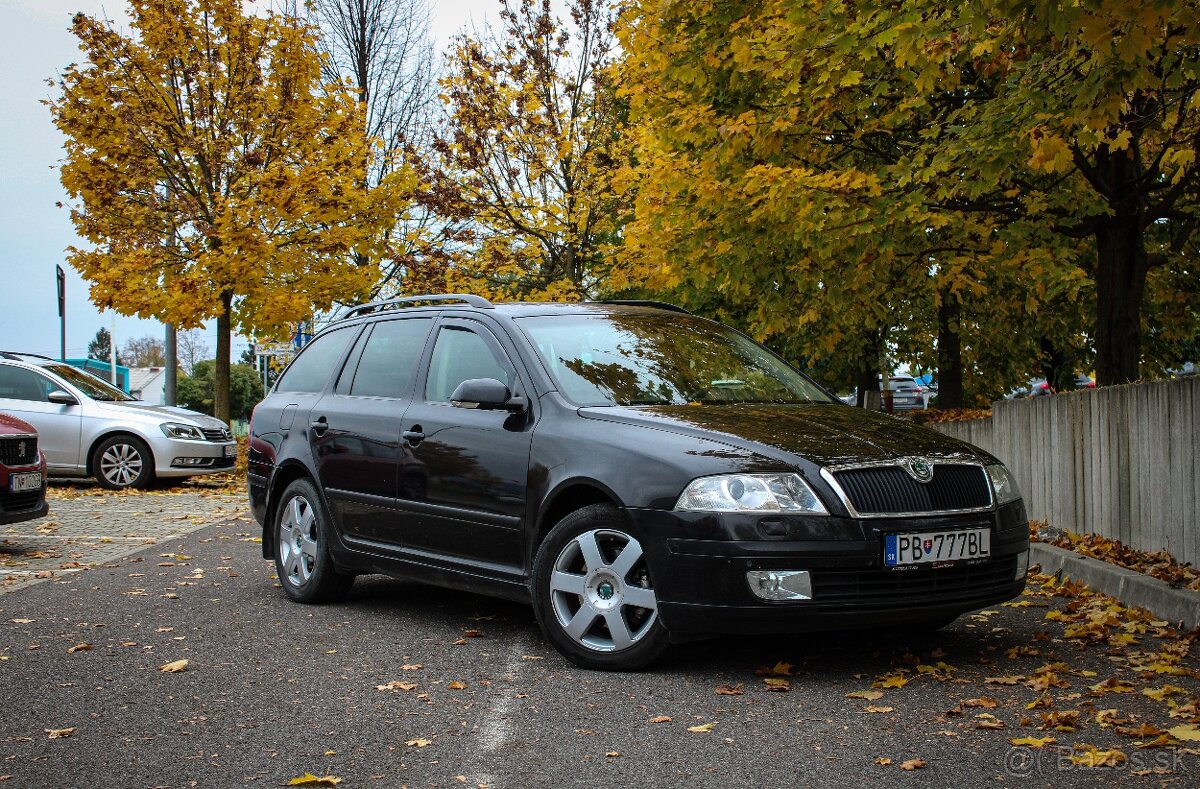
[0,363,83,472]
[309,317,434,546]
[397,318,534,572]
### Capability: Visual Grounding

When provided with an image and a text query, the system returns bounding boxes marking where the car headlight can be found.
[675,473,828,515]
[161,422,205,441]
[986,463,1022,505]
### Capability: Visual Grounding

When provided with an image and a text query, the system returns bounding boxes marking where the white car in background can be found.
[0,352,236,489]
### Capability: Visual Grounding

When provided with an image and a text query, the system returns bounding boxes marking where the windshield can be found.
[44,363,135,402]
[517,313,836,407]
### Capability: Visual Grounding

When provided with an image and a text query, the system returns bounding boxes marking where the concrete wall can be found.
[931,376,1199,566]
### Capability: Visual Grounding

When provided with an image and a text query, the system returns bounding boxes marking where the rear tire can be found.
[532,504,670,671]
[273,478,354,603]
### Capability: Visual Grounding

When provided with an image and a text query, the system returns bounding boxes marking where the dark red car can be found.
[0,412,48,524]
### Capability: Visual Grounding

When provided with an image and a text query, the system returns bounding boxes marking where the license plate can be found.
[223,444,237,458]
[10,472,42,493]
[885,528,990,567]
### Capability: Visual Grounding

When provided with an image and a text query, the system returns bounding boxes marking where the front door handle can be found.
[402,426,425,446]
[310,416,328,436]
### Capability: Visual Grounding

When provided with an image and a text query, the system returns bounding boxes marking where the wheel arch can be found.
[531,479,624,565]
[85,430,155,478]
[261,461,316,560]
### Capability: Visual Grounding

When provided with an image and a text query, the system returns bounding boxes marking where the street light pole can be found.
[56,265,66,361]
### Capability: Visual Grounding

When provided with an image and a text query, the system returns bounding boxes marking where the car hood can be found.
[576,403,986,468]
[0,412,38,435]
[94,400,229,430]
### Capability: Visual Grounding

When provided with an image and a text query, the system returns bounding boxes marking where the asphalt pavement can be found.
[0,484,1196,788]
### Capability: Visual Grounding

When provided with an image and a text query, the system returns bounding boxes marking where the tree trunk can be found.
[1093,214,1147,386]
[214,291,232,424]
[164,323,177,406]
[1038,337,1074,392]
[936,295,964,409]
[854,362,880,408]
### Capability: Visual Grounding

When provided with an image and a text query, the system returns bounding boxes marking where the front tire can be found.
[273,478,354,603]
[92,435,155,490]
[531,504,670,671]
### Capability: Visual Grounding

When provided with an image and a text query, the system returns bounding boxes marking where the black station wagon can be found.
[248,295,1029,670]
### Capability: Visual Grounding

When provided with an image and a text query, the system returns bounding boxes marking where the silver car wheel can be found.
[99,441,144,487]
[278,494,319,588]
[549,528,658,653]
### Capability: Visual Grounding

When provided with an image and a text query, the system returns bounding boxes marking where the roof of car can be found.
[335,295,691,323]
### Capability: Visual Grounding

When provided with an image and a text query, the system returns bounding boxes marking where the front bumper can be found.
[152,437,238,478]
[0,466,49,525]
[628,501,1030,636]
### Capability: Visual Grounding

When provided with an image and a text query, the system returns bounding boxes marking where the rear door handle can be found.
[310,416,328,436]
[402,426,425,446]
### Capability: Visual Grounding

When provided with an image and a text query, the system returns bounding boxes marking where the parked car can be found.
[0,412,48,524]
[249,296,1029,670]
[0,352,236,490]
[1027,375,1095,397]
[887,376,931,411]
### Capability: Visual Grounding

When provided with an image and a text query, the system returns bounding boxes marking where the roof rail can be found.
[339,293,494,321]
[0,351,55,361]
[593,300,692,315]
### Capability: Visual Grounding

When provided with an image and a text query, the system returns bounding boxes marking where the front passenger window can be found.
[425,327,515,402]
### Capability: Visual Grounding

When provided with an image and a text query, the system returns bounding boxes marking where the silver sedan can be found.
[0,353,237,489]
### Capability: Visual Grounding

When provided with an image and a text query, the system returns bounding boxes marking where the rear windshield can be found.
[516,313,835,407]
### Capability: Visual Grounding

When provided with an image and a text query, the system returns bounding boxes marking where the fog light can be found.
[1015,549,1030,580]
[747,570,812,601]
[173,457,206,466]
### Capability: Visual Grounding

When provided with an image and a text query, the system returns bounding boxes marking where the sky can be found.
[0,0,499,362]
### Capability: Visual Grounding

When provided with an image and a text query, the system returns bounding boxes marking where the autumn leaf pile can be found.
[1036,528,1200,593]
[794,573,1200,771]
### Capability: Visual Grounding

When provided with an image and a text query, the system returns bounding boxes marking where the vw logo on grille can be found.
[904,456,934,483]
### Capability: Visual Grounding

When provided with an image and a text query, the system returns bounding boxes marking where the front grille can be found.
[0,490,43,513]
[201,427,232,442]
[0,436,38,466]
[832,463,991,515]
[811,557,1017,608]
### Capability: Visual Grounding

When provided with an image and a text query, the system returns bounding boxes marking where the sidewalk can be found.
[0,481,246,594]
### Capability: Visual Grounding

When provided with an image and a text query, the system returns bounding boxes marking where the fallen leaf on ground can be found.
[763,678,790,692]
[962,696,998,709]
[985,676,1024,685]
[605,751,620,757]
[375,681,418,692]
[405,738,433,748]
[875,757,892,765]
[45,728,75,739]
[67,643,92,654]
[287,774,343,786]
[159,659,189,673]
[1010,736,1056,748]
[874,674,909,689]
[463,629,483,637]
[1143,685,1187,701]
[974,713,1006,730]
[715,683,743,696]
[899,759,927,771]
[756,661,793,677]
[1168,724,1200,742]
[400,664,422,670]
[864,706,894,714]
[687,723,716,733]
[1069,745,1127,768]
[447,681,467,690]
[649,715,672,724]
[848,690,884,701]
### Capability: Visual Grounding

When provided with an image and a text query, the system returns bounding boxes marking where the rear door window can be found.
[345,318,433,399]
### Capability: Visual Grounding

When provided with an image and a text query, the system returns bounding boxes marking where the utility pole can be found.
[109,311,118,387]
[55,265,66,360]
[164,324,177,405]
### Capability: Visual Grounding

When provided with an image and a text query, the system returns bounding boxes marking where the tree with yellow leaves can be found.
[420,0,624,301]
[50,0,401,421]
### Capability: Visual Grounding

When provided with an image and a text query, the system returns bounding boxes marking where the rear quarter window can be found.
[274,327,354,394]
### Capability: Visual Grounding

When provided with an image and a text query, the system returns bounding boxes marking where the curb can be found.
[1030,542,1200,630]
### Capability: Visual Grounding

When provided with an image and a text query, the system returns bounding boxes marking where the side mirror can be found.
[47,390,79,406]
[450,378,527,413]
